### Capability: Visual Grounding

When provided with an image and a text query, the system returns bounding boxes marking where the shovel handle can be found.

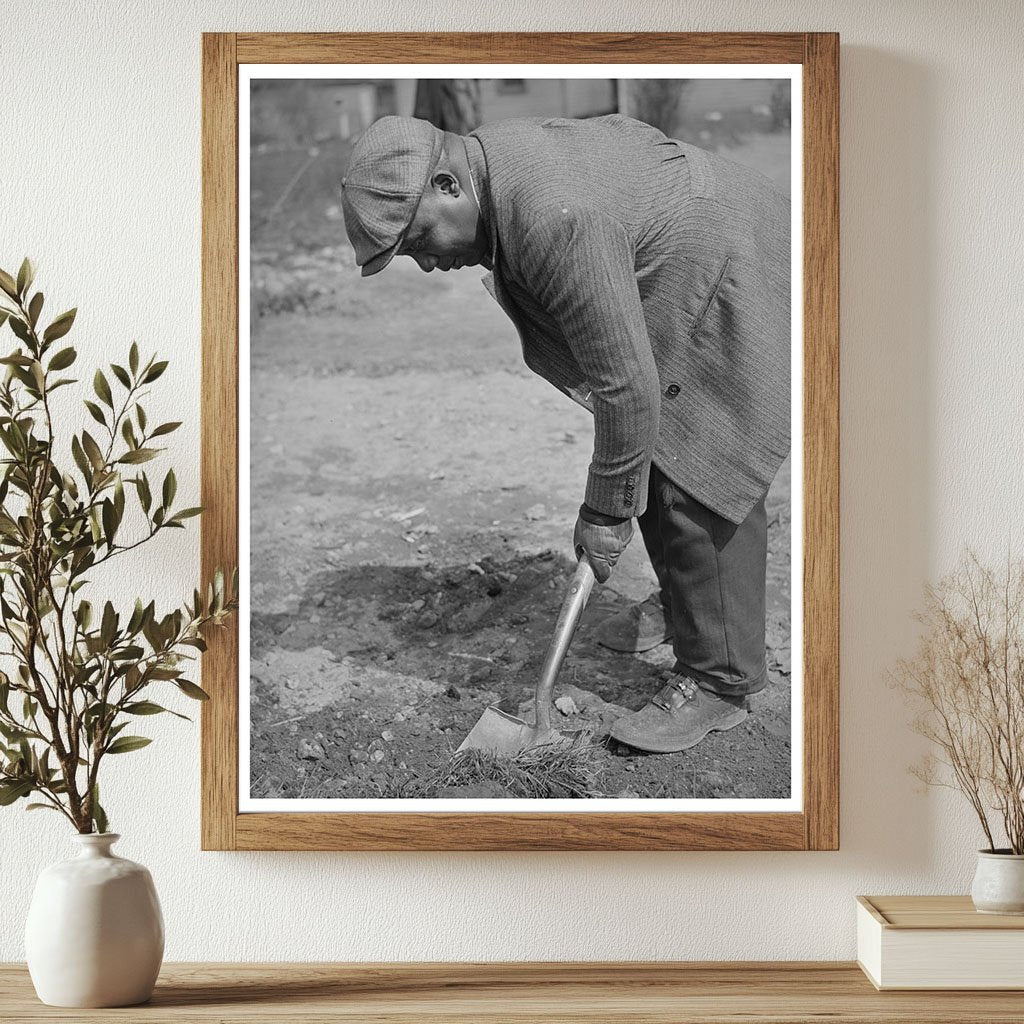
[534,556,597,734]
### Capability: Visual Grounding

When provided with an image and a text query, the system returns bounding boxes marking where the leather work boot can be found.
[595,593,673,653]
[609,675,748,753]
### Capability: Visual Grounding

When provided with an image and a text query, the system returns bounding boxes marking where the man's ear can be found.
[431,170,462,198]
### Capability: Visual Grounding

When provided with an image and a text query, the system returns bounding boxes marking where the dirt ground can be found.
[247,128,793,801]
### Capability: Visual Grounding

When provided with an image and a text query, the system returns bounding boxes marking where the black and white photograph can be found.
[241,68,801,809]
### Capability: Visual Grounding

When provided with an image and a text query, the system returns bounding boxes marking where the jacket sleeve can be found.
[518,207,659,519]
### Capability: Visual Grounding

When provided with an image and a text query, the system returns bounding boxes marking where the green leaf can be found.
[100,601,117,647]
[27,292,43,328]
[26,802,61,813]
[75,599,92,631]
[107,721,129,741]
[162,468,176,508]
[118,448,158,465]
[91,785,108,834]
[0,722,28,742]
[121,418,137,450]
[126,597,145,635]
[0,428,20,459]
[136,472,152,513]
[84,400,107,427]
[148,666,181,680]
[47,346,76,371]
[0,269,18,300]
[88,507,103,544]
[142,360,168,383]
[8,317,31,344]
[123,700,190,721]
[114,475,125,522]
[0,352,33,366]
[71,435,92,483]
[136,404,147,432]
[101,498,116,547]
[168,507,203,524]
[83,701,114,728]
[0,779,33,805]
[42,308,76,344]
[81,431,105,472]
[129,342,139,376]
[16,258,34,298]
[93,369,113,408]
[150,421,181,438]
[105,735,152,754]
[110,645,144,663]
[124,700,165,715]
[110,363,131,389]
[175,679,210,701]
[7,619,29,649]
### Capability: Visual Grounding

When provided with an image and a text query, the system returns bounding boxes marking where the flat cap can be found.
[340,116,444,277]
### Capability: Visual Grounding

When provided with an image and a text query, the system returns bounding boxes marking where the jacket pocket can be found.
[690,255,731,337]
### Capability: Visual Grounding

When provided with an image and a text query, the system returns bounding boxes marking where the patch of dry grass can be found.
[389,734,605,799]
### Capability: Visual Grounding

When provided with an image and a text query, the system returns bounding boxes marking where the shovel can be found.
[456,555,597,755]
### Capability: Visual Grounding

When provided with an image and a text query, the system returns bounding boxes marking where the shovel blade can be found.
[456,707,536,755]
[457,707,571,755]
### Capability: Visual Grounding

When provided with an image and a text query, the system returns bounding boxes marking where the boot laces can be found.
[651,674,699,710]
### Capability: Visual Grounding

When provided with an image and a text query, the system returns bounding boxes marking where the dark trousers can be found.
[638,464,768,697]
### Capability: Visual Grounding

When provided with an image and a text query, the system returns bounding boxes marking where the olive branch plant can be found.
[894,551,1024,854]
[0,259,237,833]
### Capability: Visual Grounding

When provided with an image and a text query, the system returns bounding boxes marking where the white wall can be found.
[1,0,1022,962]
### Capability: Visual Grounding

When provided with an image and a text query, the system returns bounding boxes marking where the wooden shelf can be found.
[3,962,1024,1022]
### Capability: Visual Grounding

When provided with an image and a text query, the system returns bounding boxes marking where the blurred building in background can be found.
[251,78,618,147]
[249,77,791,251]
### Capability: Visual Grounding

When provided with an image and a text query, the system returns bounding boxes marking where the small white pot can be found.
[971,849,1024,915]
[25,833,164,1007]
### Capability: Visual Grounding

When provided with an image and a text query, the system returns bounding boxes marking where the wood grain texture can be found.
[3,962,1022,1023]
[234,810,806,852]
[801,32,841,852]
[862,895,1024,930]
[235,32,807,64]
[201,32,841,851]
[200,32,239,852]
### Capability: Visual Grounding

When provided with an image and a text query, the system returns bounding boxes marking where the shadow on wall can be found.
[839,49,937,869]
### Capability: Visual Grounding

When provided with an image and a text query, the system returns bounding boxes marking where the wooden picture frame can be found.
[201,32,839,851]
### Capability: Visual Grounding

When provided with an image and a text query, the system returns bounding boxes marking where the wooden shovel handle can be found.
[534,556,597,734]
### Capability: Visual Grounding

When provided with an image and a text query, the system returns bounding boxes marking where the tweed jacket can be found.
[468,115,790,525]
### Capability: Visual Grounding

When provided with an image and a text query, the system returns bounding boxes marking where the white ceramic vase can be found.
[25,833,164,1007]
[971,849,1024,915]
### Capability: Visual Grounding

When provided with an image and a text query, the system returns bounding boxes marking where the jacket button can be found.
[665,383,681,398]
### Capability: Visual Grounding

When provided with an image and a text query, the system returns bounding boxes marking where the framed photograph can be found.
[201,32,838,851]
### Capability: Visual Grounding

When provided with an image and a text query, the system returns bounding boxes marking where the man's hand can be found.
[573,504,634,583]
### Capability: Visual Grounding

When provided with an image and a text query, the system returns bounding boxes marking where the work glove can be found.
[573,504,634,584]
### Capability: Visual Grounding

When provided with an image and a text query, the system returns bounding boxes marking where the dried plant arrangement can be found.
[894,551,1024,853]
[0,259,237,833]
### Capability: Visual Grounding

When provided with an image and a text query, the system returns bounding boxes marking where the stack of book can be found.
[857,895,1024,990]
